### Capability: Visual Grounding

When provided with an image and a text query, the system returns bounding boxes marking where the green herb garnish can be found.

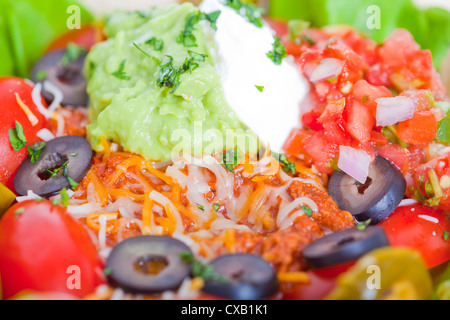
[112,59,131,80]
[180,251,228,283]
[45,160,78,190]
[255,85,264,92]
[177,10,221,47]
[272,152,296,175]
[61,42,86,67]
[52,187,69,207]
[196,203,205,211]
[301,205,313,217]
[27,141,46,164]
[8,121,27,151]
[156,51,207,93]
[355,219,372,231]
[222,147,242,173]
[444,230,449,242]
[146,37,164,51]
[213,203,220,212]
[15,207,25,216]
[224,0,264,28]
[266,36,287,65]
[35,70,48,81]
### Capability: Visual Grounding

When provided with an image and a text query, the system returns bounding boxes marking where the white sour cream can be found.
[199,0,308,153]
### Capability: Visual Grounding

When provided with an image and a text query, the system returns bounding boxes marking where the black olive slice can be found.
[106,235,192,293]
[14,135,92,197]
[202,254,279,300]
[328,155,406,224]
[31,48,88,106]
[302,226,390,269]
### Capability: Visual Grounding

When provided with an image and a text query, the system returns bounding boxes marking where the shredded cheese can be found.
[15,93,39,126]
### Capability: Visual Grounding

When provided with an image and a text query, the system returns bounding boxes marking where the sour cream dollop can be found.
[199,0,308,153]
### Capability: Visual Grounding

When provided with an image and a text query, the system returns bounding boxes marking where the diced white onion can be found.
[375,96,416,127]
[338,145,372,184]
[309,58,344,83]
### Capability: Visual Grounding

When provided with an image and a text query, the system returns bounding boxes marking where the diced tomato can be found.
[301,109,323,131]
[317,98,346,123]
[283,128,313,157]
[351,79,392,114]
[377,143,409,173]
[399,89,434,112]
[396,111,437,144]
[303,131,339,174]
[326,38,368,72]
[370,130,389,147]
[379,29,420,69]
[344,100,373,144]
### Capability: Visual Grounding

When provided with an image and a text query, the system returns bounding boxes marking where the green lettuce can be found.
[269,0,450,69]
[0,0,94,77]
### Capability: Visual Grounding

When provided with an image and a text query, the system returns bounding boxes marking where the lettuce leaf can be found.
[269,0,450,69]
[0,0,94,77]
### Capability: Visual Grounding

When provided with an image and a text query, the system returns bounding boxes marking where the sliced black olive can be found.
[31,48,88,106]
[302,226,390,269]
[105,235,192,293]
[328,155,406,224]
[14,135,92,197]
[202,254,279,300]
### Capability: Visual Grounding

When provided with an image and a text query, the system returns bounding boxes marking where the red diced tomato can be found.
[317,98,346,123]
[283,128,313,157]
[377,143,409,173]
[396,111,437,144]
[352,79,392,114]
[344,100,374,144]
[379,29,420,69]
[303,131,339,173]
[301,109,323,131]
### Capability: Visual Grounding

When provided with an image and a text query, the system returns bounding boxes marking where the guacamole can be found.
[86,3,255,161]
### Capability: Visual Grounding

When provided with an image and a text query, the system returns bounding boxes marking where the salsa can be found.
[281,25,450,212]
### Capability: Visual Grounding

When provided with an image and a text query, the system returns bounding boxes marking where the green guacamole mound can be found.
[85,3,256,161]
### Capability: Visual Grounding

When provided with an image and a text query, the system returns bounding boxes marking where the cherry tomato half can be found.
[45,24,106,52]
[380,204,450,268]
[0,200,105,299]
[0,77,47,192]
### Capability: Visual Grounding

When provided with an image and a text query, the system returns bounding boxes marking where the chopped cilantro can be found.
[180,251,228,283]
[301,205,313,217]
[272,152,296,175]
[156,51,207,93]
[45,160,78,191]
[15,207,25,216]
[52,187,70,207]
[255,85,264,92]
[444,230,449,241]
[146,37,164,51]
[213,203,220,212]
[61,42,86,67]
[27,141,46,164]
[224,0,264,28]
[177,10,221,47]
[266,36,287,65]
[35,70,48,81]
[222,147,242,173]
[112,60,131,80]
[196,203,205,211]
[355,219,372,231]
[8,120,27,151]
